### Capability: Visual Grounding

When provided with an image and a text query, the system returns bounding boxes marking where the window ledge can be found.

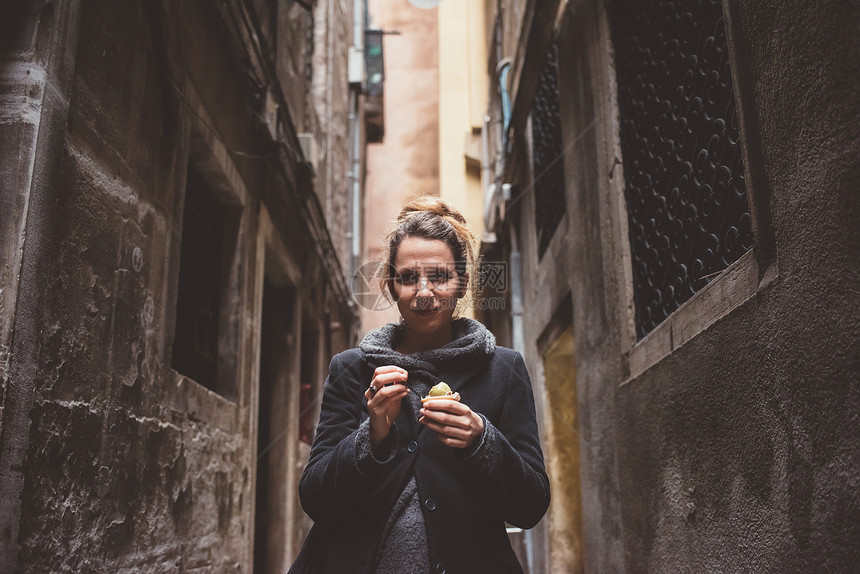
[623,251,777,383]
[165,369,239,433]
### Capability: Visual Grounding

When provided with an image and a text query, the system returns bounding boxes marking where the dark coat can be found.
[290,345,550,574]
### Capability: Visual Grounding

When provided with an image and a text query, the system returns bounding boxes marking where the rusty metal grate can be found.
[612,0,754,338]
[531,44,567,258]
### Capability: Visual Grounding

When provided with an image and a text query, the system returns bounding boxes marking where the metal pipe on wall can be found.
[348,0,363,276]
[508,224,533,571]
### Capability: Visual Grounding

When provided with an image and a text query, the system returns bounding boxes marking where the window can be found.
[172,162,238,395]
[611,0,754,338]
[364,29,385,143]
[531,44,567,258]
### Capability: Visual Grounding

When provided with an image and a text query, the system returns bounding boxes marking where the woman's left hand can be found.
[419,399,484,450]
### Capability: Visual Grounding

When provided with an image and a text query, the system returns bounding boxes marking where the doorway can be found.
[541,325,584,573]
[253,279,297,574]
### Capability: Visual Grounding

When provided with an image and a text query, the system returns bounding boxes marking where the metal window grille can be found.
[531,44,567,258]
[173,164,225,391]
[612,0,754,338]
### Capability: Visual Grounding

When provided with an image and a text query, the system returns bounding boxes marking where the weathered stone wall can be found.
[490,0,859,571]
[506,4,627,571]
[0,2,85,568]
[310,0,353,277]
[11,2,256,571]
[1,0,360,572]
[324,0,353,276]
[611,1,859,570]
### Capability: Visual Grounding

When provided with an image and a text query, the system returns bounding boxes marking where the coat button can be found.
[435,563,446,574]
[407,440,418,453]
[424,498,437,511]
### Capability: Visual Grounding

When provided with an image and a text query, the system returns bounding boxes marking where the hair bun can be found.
[398,196,467,224]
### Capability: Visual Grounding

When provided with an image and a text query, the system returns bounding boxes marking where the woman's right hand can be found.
[364,366,409,449]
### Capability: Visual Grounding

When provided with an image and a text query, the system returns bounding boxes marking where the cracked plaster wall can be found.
[499,0,859,572]
[2,0,355,572]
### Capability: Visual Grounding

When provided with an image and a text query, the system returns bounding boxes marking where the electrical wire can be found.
[257,389,322,460]
[505,118,597,215]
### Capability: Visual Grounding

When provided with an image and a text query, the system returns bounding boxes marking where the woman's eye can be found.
[397,274,418,285]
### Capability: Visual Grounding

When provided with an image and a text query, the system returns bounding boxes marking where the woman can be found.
[289,197,550,574]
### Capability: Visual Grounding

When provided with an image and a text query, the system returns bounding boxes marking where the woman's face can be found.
[392,236,464,339]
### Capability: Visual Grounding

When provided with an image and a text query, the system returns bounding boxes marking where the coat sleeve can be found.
[298,351,395,523]
[458,351,551,529]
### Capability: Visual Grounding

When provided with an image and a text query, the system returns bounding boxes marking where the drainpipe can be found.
[351,94,361,273]
[481,114,500,242]
[481,114,498,239]
[353,0,363,48]
[346,0,363,277]
[497,58,512,156]
[509,226,525,383]
[508,224,534,570]
[481,114,491,201]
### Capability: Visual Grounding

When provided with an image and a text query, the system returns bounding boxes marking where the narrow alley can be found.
[0,0,857,573]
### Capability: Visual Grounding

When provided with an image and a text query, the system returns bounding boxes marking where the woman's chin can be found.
[404,308,454,332]
[410,307,440,319]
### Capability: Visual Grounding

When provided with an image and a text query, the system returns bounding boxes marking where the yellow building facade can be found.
[437,0,488,242]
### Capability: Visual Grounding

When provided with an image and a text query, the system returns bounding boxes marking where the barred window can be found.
[611,0,754,338]
[531,44,567,258]
[173,163,230,392]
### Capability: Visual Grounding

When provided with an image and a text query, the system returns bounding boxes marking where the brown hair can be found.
[379,196,478,304]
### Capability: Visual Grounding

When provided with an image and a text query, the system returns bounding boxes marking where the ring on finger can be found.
[369,384,378,395]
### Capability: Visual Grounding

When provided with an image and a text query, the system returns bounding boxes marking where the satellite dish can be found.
[408,0,443,8]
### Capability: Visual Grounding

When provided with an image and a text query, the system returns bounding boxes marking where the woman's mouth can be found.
[411,306,439,316]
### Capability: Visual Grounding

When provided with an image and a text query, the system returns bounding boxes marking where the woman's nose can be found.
[416,276,433,294]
